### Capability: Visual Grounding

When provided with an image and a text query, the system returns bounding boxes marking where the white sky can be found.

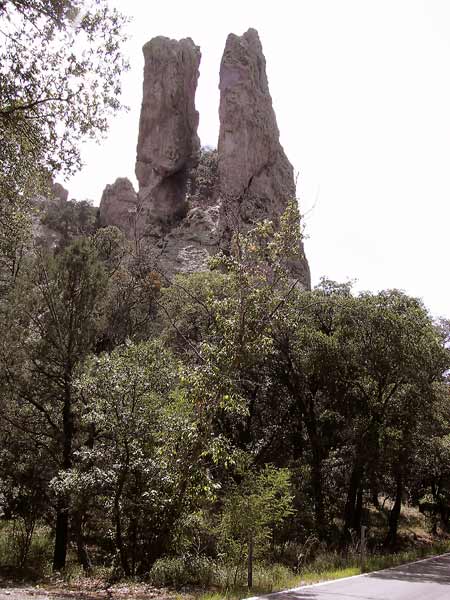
[68,0,450,318]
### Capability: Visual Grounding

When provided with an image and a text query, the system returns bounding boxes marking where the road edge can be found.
[245,550,450,600]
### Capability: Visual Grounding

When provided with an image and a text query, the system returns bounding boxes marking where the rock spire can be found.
[218,28,310,285]
[99,29,310,289]
[135,36,201,225]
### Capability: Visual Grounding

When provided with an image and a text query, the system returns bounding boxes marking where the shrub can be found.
[0,521,52,578]
[148,554,216,588]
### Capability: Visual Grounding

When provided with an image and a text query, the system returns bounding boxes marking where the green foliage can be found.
[187,147,219,204]
[159,201,306,430]
[0,237,109,569]
[40,196,98,245]
[217,465,293,581]
[0,522,51,576]
[0,200,449,584]
[93,226,129,273]
[69,340,214,575]
[0,0,128,290]
[0,0,129,183]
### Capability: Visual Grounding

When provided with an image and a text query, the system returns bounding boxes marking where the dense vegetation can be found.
[1,0,450,594]
[0,0,128,296]
[0,198,449,588]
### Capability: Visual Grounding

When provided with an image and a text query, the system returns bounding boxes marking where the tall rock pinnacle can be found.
[218,28,310,287]
[135,36,201,225]
[100,29,310,288]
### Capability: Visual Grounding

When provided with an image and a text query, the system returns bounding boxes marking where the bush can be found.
[0,521,52,579]
[149,556,294,593]
[148,554,216,588]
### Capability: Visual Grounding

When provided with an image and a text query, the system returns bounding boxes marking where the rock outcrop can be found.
[135,149,221,275]
[218,28,310,286]
[219,29,294,210]
[99,177,140,240]
[99,29,310,288]
[51,182,69,203]
[135,36,201,226]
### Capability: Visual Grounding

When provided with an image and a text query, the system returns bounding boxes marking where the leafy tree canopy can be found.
[0,0,128,290]
[0,0,128,187]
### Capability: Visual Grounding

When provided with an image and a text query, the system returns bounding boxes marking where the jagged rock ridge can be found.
[99,29,311,289]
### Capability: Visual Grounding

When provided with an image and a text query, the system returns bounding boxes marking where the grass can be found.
[0,521,52,582]
[363,539,450,573]
[196,539,450,600]
[1,502,449,600]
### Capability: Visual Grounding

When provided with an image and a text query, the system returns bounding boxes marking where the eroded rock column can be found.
[99,177,140,240]
[135,36,201,226]
[218,28,310,288]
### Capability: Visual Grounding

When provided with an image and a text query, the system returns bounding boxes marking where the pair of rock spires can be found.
[100,28,311,290]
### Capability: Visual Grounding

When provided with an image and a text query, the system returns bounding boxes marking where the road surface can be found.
[249,552,450,600]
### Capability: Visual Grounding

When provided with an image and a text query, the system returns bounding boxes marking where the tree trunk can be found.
[385,474,402,549]
[53,383,73,571]
[303,408,326,534]
[354,488,363,532]
[247,532,253,589]
[53,499,69,571]
[73,510,92,573]
[372,490,380,510]
[129,517,138,576]
[114,493,129,576]
[343,463,363,540]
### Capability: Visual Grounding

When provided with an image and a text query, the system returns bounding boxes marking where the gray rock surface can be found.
[99,177,141,240]
[99,30,310,288]
[218,28,310,288]
[51,182,68,202]
[99,151,220,275]
[135,36,201,225]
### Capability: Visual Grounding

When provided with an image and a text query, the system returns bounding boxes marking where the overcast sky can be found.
[68,0,450,318]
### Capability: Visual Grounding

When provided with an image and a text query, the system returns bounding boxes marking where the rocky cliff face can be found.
[99,29,311,289]
[218,29,295,213]
[135,36,201,226]
[218,29,310,284]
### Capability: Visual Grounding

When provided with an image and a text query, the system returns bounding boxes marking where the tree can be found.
[0,238,107,569]
[410,380,450,535]
[0,0,128,288]
[0,0,128,181]
[336,291,448,540]
[268,279,353,536]
[218,465,293,588]
[159,201,307,418]
[72,340,215,575]
[269,284,449,543]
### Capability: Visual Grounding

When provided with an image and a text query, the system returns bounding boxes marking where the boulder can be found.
[51,182,69,202]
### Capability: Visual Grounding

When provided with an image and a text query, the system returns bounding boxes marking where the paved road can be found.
[250,553,450,600]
